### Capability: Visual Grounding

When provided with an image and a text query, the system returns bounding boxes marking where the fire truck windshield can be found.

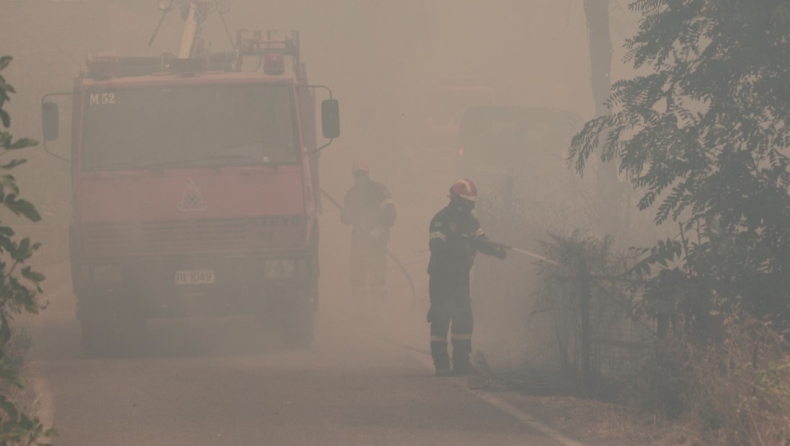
[82,84,298,170]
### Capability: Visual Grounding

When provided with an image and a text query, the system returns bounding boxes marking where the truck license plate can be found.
[175,270,215,285]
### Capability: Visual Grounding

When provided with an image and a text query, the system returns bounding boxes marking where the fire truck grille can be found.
[82,216,303,256]
[195,218,248,250]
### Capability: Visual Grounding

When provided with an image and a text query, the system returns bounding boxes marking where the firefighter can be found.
[341,161,397,316]
[427,178,507,376]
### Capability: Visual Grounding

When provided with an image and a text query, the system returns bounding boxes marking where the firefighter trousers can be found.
[428,274,473,371]
[349,234,388,306]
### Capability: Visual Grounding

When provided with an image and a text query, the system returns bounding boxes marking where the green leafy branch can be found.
[0,55,52,445]
[569,0,790,331]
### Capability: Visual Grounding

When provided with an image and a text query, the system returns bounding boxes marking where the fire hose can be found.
[474,239,561,267]
[318,188,560,312]
[319,189,417,312]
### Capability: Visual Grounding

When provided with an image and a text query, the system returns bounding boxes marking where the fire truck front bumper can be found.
[72,254,317,317]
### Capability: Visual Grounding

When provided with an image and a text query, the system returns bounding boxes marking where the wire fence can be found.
[474,178,656,399]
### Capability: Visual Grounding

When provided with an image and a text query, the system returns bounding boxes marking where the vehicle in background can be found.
[421,81,496,158]
[41,0,340,354]
[401,81,496,196]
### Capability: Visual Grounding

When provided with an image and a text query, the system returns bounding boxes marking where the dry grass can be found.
[686,317,790,446]
[487,316,790,446]
[500,391,703,446]
[575,316,790,446]
[553,399,698,446]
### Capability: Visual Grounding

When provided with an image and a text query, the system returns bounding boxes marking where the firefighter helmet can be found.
[351,161,370,175]
[449,178,477,202]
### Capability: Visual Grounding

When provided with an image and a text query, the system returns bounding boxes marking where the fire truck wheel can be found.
[80,318,120,357]
[280,302,316,349]
[77,297,145,357]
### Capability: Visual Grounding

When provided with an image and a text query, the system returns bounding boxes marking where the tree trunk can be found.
[584,0,621,237]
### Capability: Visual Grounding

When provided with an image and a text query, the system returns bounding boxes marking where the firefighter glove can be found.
[494,246,507,260]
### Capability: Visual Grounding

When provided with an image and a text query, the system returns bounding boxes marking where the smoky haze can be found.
[0,0,648,420]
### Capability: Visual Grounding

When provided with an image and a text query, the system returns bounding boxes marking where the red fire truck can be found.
[41,1,339,354]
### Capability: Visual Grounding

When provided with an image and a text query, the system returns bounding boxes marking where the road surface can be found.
[26,206,585,446]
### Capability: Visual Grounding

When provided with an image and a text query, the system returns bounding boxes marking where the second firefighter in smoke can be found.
[427,178,507,377]
[342,162,397,316]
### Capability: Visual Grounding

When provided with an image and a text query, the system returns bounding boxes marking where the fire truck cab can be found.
[42,14,339,354]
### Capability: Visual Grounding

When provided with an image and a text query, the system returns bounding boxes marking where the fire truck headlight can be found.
[93,265,124,285]
[264,260,295,279]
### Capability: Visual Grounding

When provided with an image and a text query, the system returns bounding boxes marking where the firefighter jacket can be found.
[341,180,396,237]
[427,206,499,277]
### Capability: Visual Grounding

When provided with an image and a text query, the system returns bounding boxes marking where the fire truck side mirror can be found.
[321,99,340,139]
[42,102,60,142]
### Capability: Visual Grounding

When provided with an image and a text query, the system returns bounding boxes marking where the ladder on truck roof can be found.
[155,0,303,76]
[83,29,303,80]
[82,0,304,80]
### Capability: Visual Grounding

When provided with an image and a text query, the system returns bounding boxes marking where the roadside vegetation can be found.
[0,56,53,445]
[473,1,790,445]
[560,0,790,444]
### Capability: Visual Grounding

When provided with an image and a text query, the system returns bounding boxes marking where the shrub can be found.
[690,315,790,446]
[0,55,52,445]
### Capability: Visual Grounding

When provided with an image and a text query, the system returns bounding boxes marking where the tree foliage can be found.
[569,0,790,331]
[0,56,52,445]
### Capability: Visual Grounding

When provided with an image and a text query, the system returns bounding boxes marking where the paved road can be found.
[30,269,576,446]
[25,205,582,446]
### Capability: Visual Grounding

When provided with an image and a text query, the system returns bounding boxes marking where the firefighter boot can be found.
[350,285,369,323]
[435,366,452,377]
[430,336,452,377]
[452,336,477,375]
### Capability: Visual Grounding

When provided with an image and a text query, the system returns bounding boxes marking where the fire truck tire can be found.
[279,258,319,348]
[77,298,144,357]
[79,318,121,356]
[280,302,316,349]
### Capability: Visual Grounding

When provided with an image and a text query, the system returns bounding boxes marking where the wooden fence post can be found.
[578,254,592,395]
